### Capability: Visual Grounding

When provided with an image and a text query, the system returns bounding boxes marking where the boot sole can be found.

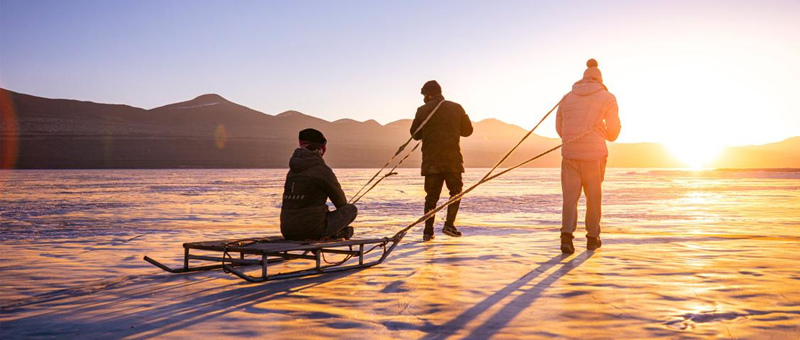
[442,230,462,237]
[587,240,602,251]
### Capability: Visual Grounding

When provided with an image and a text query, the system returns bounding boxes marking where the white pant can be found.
[561,157,607,238]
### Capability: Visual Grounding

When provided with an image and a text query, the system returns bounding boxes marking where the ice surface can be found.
[2,168,798,239]
[0,168,799,338]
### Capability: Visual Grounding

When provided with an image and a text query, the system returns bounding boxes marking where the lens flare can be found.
[214,124,228,149]
[0,89,19,170]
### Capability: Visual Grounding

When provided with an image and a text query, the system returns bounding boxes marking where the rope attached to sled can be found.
[352,94,567,208]
[350,141,420,204]
[390,125,598,240]
[476,96,566,182]
[385,92,617,241]
[349,99,446,204]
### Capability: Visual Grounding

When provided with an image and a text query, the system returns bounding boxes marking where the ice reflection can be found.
[1,168,799,240]
[1,168,799,338]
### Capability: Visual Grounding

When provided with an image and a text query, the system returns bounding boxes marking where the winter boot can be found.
[333,226,354,240]
[423,221,435,242]
[587,236,602,250]
[561,233,575,254]
[442,223,462,237]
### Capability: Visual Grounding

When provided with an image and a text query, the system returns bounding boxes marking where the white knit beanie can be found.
[582,59,603,83]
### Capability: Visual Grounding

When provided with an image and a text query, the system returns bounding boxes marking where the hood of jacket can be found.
[289,147,325,172]
[571,79,607,97]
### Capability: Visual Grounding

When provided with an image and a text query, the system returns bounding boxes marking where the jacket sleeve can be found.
[556,104,564,138]
[603,95,621,142]
[459,104,474,137]
[410,107,425,141]
[322,167,348,208]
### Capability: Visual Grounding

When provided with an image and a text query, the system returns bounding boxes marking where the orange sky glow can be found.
[1,1,798,168]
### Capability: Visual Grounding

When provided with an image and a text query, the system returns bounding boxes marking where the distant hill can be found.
[0,88,796,169]
[712,137,800,168]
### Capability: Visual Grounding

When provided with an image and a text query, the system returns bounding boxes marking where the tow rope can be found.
[349,99,446,204]
[387,95,571,239]
[348,91,602,243]
[391,124,597,240]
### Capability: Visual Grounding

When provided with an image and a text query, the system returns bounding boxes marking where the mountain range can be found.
[0,88,797,169]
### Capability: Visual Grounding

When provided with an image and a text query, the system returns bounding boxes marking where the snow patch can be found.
[278,111,300,118]
[178,102,220,109]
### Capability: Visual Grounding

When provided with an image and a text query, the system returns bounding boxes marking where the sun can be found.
[665,140,724,169]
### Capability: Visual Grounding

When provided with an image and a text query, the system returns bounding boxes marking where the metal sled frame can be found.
[143,232,405,283]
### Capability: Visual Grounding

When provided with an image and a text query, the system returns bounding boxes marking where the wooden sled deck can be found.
[144,232,404,283]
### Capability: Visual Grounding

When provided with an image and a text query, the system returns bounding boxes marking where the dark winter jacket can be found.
[410,95,473,176]
[280,148,347,240]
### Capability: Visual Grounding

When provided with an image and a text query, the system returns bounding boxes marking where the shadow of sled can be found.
[144,232,405,283]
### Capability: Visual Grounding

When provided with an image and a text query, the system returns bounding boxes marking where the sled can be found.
[143,232,404,283]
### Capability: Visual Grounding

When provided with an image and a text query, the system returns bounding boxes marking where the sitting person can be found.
[280,128,357,241]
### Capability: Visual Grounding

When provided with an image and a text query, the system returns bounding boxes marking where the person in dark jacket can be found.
[280,128,357,241]
[410,80,473,241]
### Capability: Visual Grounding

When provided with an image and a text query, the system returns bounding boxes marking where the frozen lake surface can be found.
[1,168,799,339]
[2,168,799,240]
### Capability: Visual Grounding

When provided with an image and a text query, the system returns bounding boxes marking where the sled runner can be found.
[143,232,404,283]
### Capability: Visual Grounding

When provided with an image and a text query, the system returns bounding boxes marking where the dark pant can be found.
[325,204,358,237]
[424,172,463,234]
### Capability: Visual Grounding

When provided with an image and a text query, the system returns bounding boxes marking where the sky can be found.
[1,0,799,148]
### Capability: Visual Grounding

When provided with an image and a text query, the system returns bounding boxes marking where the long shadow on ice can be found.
[466,251,595,339]
[420,251,594,339]
[2,234,757,338]
[1,243,429,339]
[1,271,357,339]
[116,246,430,339]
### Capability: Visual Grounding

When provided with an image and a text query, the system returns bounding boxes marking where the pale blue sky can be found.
[1,0,798,146]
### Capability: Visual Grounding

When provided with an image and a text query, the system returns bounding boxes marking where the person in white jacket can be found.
[556,59,621,254]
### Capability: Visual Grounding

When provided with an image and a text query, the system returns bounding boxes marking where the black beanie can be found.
[421,80,442,96]
[299,128,327,145]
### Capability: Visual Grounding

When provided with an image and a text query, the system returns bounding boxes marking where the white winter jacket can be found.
[556,79,621,161]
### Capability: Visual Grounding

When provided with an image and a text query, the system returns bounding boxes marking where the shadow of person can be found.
[117,244,434,339]
[421,251,595,339]
[1,242,432,339]
[0,267,363,339]
[128,269,368,339]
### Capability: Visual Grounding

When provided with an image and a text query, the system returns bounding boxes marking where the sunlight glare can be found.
[666,140,724,169]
